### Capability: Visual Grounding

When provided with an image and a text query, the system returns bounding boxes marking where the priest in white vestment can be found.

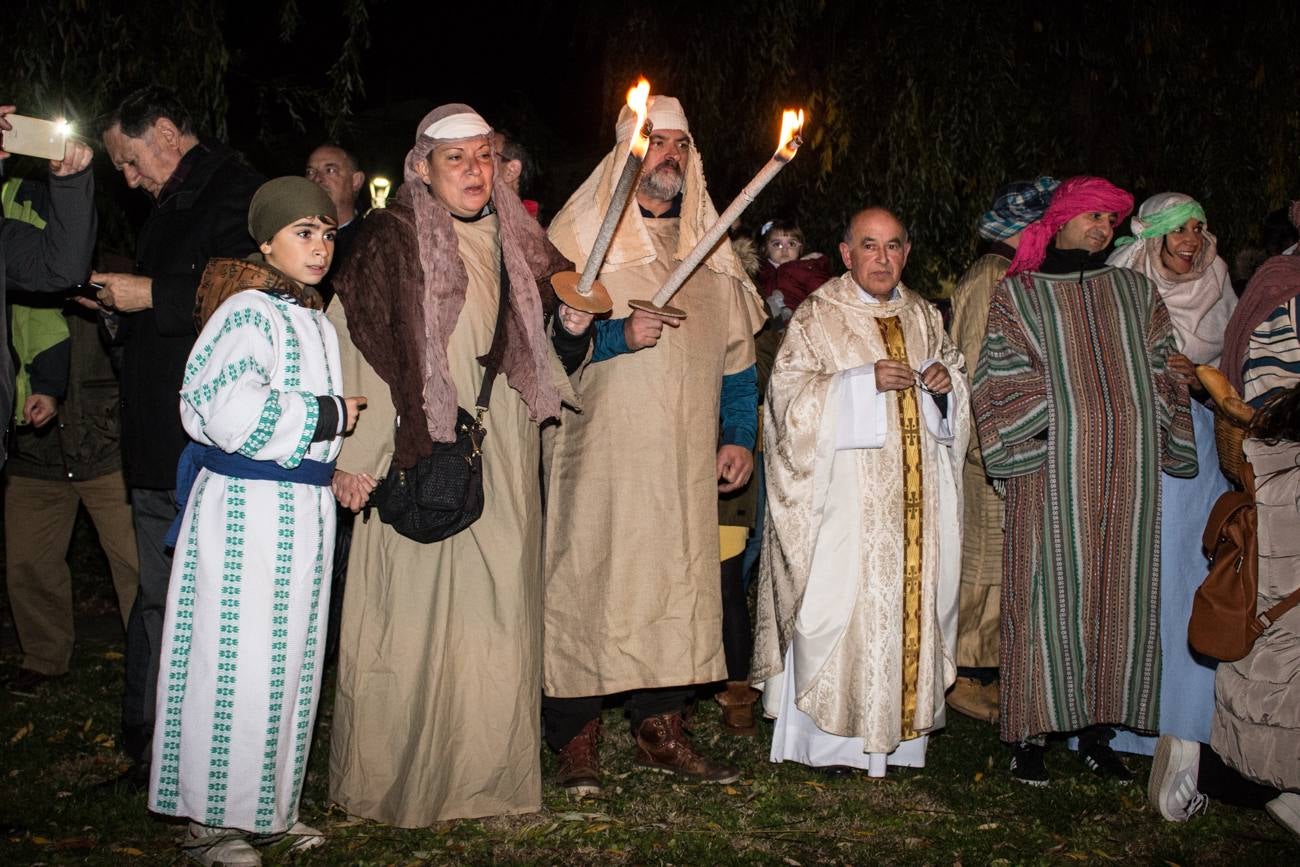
[751,208,969,776]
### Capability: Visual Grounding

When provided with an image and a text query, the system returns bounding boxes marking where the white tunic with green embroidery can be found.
[148,290,342,834]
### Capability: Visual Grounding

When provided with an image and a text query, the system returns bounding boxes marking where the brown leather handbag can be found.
[1190,468,1300,661]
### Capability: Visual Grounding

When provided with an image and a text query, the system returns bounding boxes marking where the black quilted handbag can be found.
[370,406,486,542]
[367,260,507,543]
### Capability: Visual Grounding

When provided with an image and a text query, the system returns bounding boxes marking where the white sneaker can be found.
[1148,735,1208,822]
[1265,792,1300,842]
[181,822,262,866]
[249,820,326,853]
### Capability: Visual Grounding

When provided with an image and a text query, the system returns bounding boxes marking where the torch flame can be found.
[627,78,651,158]
[778,109,805,154]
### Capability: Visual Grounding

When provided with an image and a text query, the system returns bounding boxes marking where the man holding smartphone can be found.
[90,86,263,789]
[0,103,96,470]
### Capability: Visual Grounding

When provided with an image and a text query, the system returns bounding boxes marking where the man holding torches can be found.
[542,96,767,794]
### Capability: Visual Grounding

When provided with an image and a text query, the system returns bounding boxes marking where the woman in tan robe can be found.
[325,104,584,825]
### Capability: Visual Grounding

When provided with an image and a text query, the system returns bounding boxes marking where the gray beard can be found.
[639,165,684,202]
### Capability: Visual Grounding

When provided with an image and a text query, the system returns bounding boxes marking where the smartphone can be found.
[72,281,105,298]
[1,115,69,161]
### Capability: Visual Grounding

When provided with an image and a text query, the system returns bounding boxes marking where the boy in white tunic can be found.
[148,177,365,866]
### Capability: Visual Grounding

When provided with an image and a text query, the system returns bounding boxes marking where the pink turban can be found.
[1006,176,1134,276]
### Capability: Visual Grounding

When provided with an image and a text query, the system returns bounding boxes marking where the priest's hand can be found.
[556,303,594,336]
[717,444,753,493]
[919,362,952,395]
[332,470,376,512]
[874,359,915,392]
[1167,352,1196,386]
[624,308,680,350]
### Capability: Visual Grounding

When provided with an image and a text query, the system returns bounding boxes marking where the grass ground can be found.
[1,513,1294,865]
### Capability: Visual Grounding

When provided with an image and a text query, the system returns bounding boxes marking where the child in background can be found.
[755,219,831,323]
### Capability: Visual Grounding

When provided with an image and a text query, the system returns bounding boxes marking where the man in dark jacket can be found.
[0,104,97,469]
[92,86,263,786]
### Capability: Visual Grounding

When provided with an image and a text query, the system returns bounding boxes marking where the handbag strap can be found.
[1254,585,1300,636]
[473,253,512,415]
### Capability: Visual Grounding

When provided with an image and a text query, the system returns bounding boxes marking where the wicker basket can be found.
[1194,364,1255,487]
[1211,407,1249,487]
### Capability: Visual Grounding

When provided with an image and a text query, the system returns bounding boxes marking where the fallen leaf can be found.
[113,847,145,856]
[723,785,740,795]
[53,837,96,850]
[10,722,34,744]
[585,823,611,834]
[102,651,124,660]
[804,780,825,791]
[973,771,984,783]
[978,823,999,831]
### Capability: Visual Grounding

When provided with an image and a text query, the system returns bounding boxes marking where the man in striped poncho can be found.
[972,176,1197,787]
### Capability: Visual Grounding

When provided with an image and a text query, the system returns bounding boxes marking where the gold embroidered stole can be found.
[876,315,923,739]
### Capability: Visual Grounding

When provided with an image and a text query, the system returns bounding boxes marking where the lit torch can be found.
[550,78,653,315]
[629,109,805,319]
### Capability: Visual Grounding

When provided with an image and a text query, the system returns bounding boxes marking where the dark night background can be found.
[6,0,1299,289]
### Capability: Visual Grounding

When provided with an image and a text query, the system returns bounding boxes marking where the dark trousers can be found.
[122,487,177,765]
[720,553,751,682]
[543,687,693,752]
[1198,743,1280,808]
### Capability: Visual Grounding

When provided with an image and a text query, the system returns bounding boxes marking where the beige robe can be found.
[543,217,764,697]
[752,275,968,754]
[327,215,545,825]
[947,253,1009,668]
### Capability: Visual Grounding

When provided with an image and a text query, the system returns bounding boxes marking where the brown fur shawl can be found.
[333,197,571,470]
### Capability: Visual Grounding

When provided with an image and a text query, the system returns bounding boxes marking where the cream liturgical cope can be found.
[752,274,968,770]
[543,216,765,697]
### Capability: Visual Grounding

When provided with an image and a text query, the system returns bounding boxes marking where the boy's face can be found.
[765,230,802,265]
[261,218,336,286]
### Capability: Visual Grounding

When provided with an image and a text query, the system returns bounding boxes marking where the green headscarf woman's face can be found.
[1160,217,1205,276]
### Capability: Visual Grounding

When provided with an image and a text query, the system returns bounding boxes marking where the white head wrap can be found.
[421,111,492,141]
[614,95,690,143]
[1107,192,1237,366]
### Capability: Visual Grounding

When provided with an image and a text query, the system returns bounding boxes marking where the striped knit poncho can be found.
[972,265,1197,742]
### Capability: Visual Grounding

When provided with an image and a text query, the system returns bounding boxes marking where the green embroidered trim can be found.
[184,307,275,389]
[275,304,303,390]
[254,482,295,832]
[282,392,318,469]
[152,476,208,814]
[183,356,270,408]
[204,480,247,827]
[238,389,283,459]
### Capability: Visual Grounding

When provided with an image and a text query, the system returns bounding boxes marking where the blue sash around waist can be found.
[165,441,336,547]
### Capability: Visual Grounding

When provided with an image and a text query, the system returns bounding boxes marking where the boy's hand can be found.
[343,396,367,433]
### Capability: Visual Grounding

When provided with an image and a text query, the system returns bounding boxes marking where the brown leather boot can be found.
[715,681,760,736]
[634,712,740,783]
[556,717,603,797]
[946,676,1000,724]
